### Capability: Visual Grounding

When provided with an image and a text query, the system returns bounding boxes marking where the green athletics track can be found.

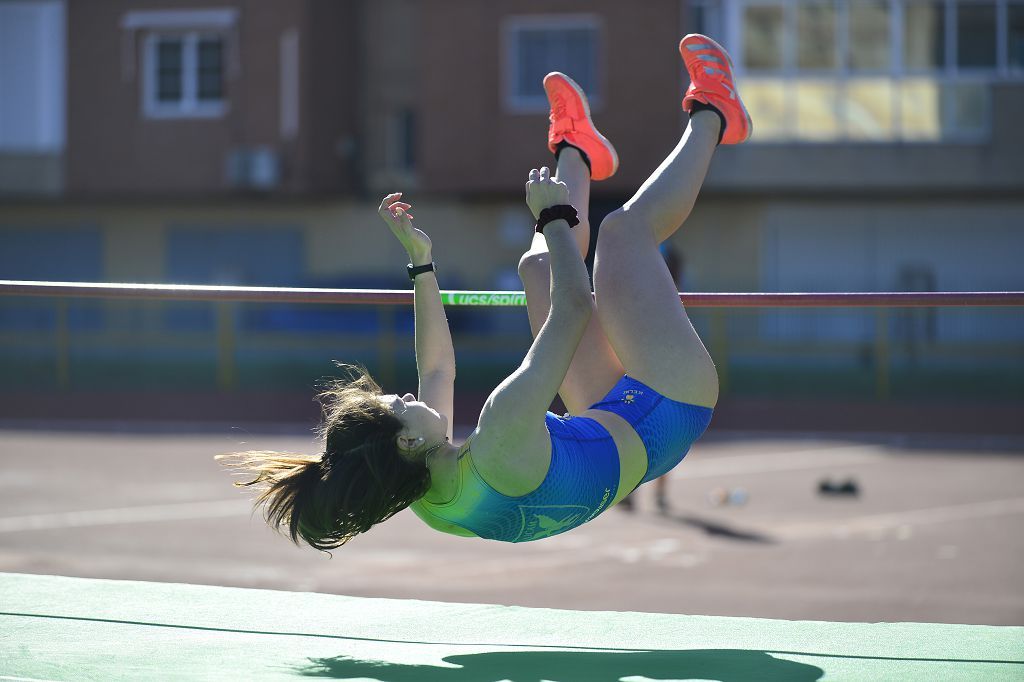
[1,573,1021,681]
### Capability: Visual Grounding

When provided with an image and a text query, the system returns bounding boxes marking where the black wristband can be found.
[535,205,580,234]
[407,262,436,280]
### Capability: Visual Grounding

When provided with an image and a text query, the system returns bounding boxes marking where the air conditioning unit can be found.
[225,146,280,190]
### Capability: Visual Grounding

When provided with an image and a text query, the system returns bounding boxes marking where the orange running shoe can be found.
[679,34,752,145]
[544,72,619,181]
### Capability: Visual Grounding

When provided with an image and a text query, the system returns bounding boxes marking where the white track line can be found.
[777,497,1024,540]
[683,445,886,479]
[0,499,250,533]
[0,676,63,682]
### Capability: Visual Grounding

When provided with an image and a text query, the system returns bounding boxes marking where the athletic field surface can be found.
[2,572,1021,681]
[1,426,1023,680]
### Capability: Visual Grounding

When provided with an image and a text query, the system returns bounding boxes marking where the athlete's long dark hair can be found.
[217,365,432,551]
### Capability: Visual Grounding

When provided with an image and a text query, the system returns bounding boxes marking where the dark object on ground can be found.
[818,478,860,496]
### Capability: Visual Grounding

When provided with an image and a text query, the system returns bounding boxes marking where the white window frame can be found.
[122,8,238,120]
[502,14,604,113]
[122,8,238,31]
[720,0,1021,143]
[142,31,227,119]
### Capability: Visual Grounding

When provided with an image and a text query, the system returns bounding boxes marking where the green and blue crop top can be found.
[410,411,621,542]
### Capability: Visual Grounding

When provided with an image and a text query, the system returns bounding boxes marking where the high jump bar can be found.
[1,280,1023,307]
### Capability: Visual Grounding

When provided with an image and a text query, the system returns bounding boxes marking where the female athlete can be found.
[221,34,750,549]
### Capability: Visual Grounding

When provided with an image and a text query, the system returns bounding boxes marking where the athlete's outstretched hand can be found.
[378,192,432,262]
[525,166,570,220]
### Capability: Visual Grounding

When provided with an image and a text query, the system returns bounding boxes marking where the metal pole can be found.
[3,281,1023,308]
[875,309,890,401]
[55,299,70,390]
[216,302,236,391]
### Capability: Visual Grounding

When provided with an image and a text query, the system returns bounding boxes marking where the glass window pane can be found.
[158,73,181,101]
[743,80,789,140]
[795,80,841,140]
[899,78,941,140]
[156,39,183,102]
[385,107,417,170]
[514,28,597,101]
[562,28,597,94]
[797,1,837,70]
[904,2,945,70]
[400,108,416,168]
[845,79,895,140]
[198,72,222,100]
[198,38,222,70]
[848,1,890,71]
[198,38,223,100]
[957,3,996,68]
[948,82,988,134]
[157,39,182,69]
[743,4,784,70]
[692,0,724,38]
[516,31,547,97]
[1010,3,1024,69]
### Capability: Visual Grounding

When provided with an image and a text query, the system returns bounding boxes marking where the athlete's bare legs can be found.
[518,147,625,415]
[592,111,721,408]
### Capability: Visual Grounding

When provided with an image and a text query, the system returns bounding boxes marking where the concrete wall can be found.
[0,198,536,290]
[416,0,688,197]
[64,0,361,197]
[4,190,1020,300]
[57,1,1024,199]
[303,1,362,194]
[682,194,1024,346]
[359,0,420,194]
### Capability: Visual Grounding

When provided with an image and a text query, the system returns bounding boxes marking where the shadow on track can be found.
[657,511,776,543]
[299,649,823,682]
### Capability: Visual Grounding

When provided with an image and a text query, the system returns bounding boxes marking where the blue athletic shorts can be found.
[590,375,713,485]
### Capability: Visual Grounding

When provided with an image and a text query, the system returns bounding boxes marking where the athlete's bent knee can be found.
[518,250,550,283]
[598,207,657,246]
[597,208,631,238]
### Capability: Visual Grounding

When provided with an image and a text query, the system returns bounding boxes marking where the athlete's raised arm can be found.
[479,168,593,433]
[377,193,455,441]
